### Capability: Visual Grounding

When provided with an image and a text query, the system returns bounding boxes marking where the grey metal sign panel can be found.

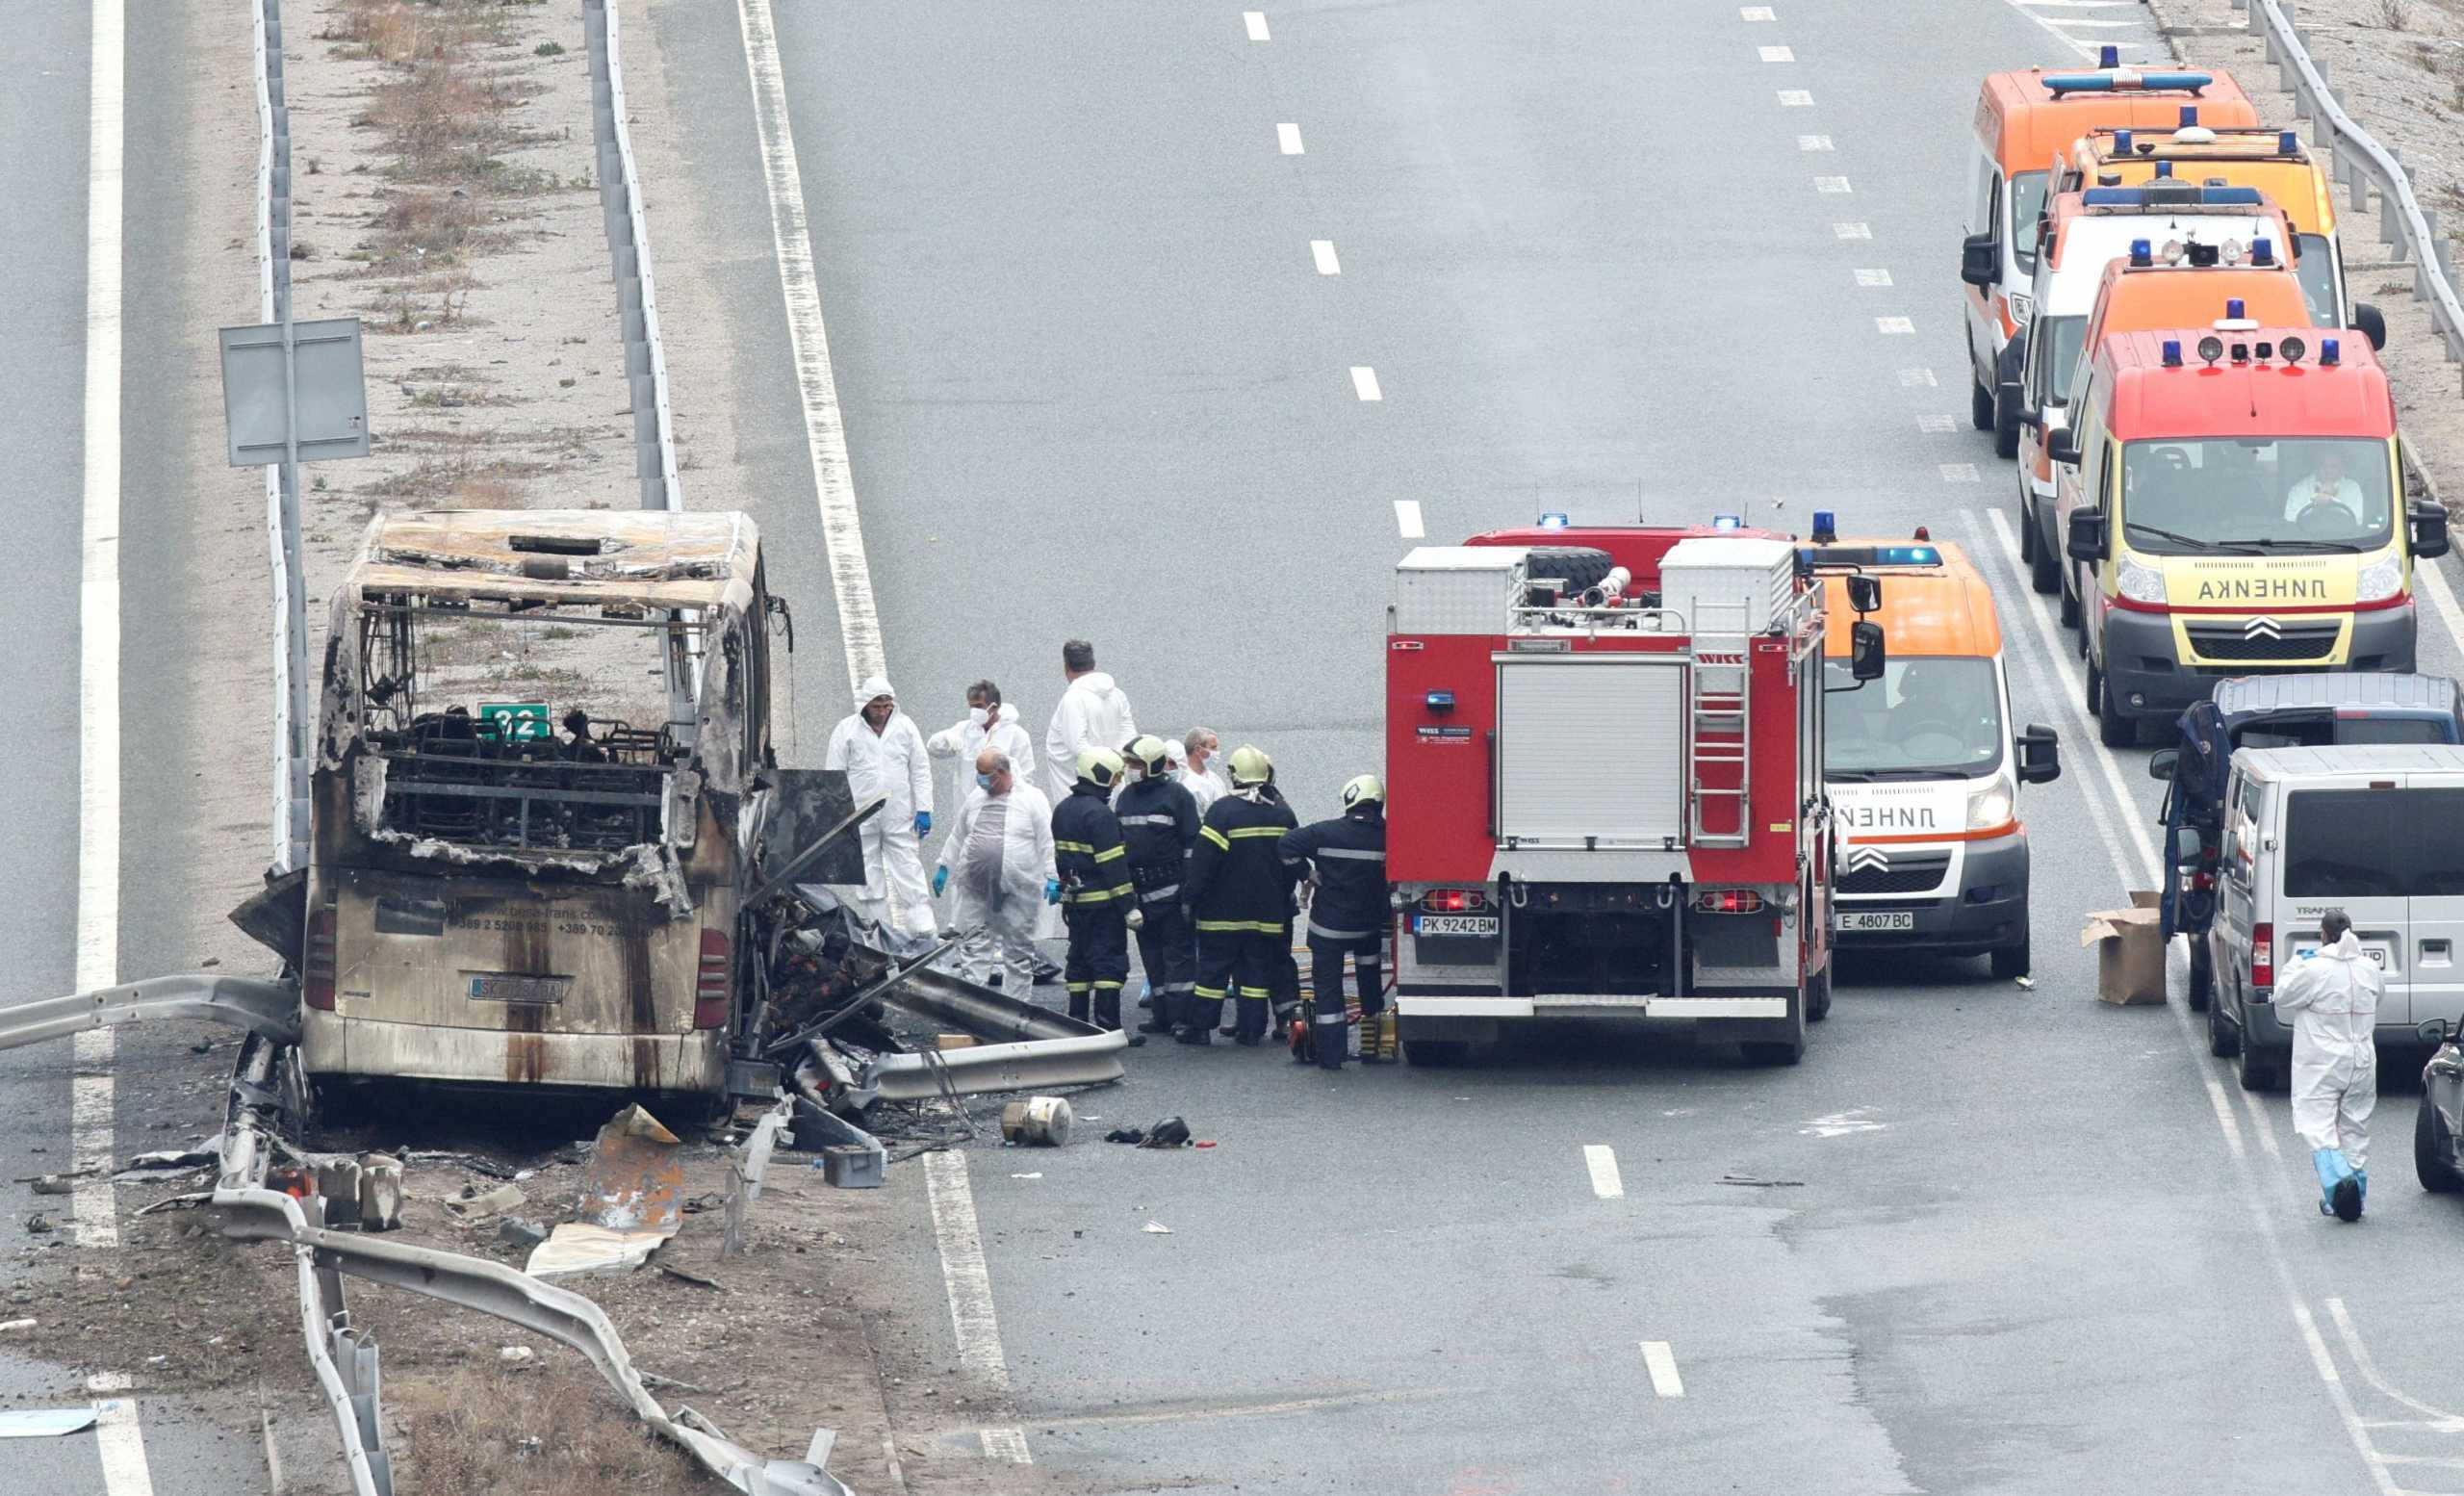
[218,317,371,466]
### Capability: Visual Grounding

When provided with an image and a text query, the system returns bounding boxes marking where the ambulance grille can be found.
[1836,850,1950,896]
[2183,620,2338,663]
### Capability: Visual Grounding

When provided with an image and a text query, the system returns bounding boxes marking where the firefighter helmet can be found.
[1127,735,1171,777]
[1076,746,1126,789]
[1341,774,1385,810]
[1227,743,1273,787]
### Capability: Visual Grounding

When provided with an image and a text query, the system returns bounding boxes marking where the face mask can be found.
[968,706,988,728]
[976,772,993,790]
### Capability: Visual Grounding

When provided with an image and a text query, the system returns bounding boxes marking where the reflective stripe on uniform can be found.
[1200,826,1231,851]
[1065,884,1135,904]
[1065,982,1091,993]
[1309,920,1374,941]
[1315,846,1385,862]
[1194,984,1227,999]
[1234,985,1275,998]
[1226,826,1284,839]
[1093,844,1125,863]
[1140,884,1182,904]
[1055,838,1095,854]
[1194,918,1284,934]
[1313,1012,1347,1024]
[1117,813,1176,827]
[1092,980,1124,992]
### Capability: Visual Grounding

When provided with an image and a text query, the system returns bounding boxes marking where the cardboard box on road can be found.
[2080,890,2166,1005]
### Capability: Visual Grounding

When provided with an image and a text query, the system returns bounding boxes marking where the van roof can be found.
[1977,68,2257,175]
[2239,743,2464,780]
[2070,127,2335,234]
[347,508,760,611]
[1813,539,2000,658]
[2213,671,2461,720]
[2087,260,2312,346]
[2041,192,2290,277]
[2092,329,2393,440]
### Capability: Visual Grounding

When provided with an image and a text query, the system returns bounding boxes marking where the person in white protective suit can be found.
[926,679,1036,784]
[1043,639,1137,806]
[2271,908,2381,1222]
[824,676,937,942]
[932,748,1057,992]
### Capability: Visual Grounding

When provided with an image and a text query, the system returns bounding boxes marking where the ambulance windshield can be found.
[1824,658,2005,779]
[2011,170,2050,273]
[2119,435,2393,553]
[2293,233,2337,324]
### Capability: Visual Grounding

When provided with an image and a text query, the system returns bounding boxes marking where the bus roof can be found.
[1976,67,2257,176]
[1815,539,2001,658]
[2092,329,2393,441]
[347,508,761,611]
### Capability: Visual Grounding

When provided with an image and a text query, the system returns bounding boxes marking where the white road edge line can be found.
[1244,10,1270,41]
[1994,0,2099,59]
[1972,508,2397,1494]
[737,0,886,691]
[76,0,124,1259]
[1277,121,1305,155]
[1311,239,1341,275]
[1393,500,1424,539]
[1350,366,1383,401]
[1639,1341,1684,1398]
[88,1376,154,1496]
[922,1151,1031,1462]
[2327,1296,2464,1424]
[1583,1144,1624,1199]
[2416,545,2464,646]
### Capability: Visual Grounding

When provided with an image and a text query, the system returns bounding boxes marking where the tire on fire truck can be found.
[1806,962,1832,1022]
[1403,1039,1469,1068]
[1519,546,1616,604]
[1738,996,1808,1067]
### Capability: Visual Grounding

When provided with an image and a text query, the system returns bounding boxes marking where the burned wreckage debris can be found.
[0,509,1126,1496]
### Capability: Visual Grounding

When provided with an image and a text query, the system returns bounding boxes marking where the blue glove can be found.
[914,812,932,835]
[932,865,948,897]
[1044,878,1062,905]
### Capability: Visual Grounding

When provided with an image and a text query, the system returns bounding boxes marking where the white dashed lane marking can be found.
[1758,44,1794,62]
[1778,90,1813,107]
[1244,10,1270,40]
[1876,316,1914,334]
[1641,1342,1685,1398]
[1940,462,1981,483]
[1393,500,1424,538]
[1814,176,1851,193]
[1834,221,1871,239]
[1739,5,1775,18]
[1799,135,1833,151]
[1277,121,1304,155]
[1898,367,1937,385]
[1583,1145,1625,1199]
[1351,366,1383,401]
[1854,268,1891,287]
[1311,239,1340,275]
[1917,413,1958,433]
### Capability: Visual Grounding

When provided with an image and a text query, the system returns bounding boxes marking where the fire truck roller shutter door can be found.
[1494,658,1687,847]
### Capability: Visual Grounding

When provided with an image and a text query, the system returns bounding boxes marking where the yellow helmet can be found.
[1127,735,1171,776]
[1341,774,1385,810]
[1227,743,1273,787]
[1076,746,1126,788]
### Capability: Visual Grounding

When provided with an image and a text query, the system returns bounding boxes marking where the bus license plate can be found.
[467,973,571,1005]
[1837,912,1914,933]
[1417,915,1499,938]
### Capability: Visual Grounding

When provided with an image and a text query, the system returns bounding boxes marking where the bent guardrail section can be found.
[2235,0,2464,368]
[253,0,311,872]
[583,0,684,512]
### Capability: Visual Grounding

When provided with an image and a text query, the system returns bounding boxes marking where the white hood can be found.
[2320,930,2367,964]
[857,674,895,706]
[993,702,1018,726]
[1069,671,1121,702]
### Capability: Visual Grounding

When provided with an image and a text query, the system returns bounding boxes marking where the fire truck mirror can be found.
[1844,575,1882,615]
[1849,620,1886,683]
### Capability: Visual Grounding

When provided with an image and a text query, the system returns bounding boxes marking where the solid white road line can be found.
[2043,17,2142,25]
[1277,121,1305,155]
[1778,90,1813,107]
[1994,0,2099,59]
[2327,1297,2464,1424]
[1350,366,1383,401]
[2415,545,2464,646]
[1639,1341,1685,1398]
[88,1377,155,1496]
[922,1151,1030,1462]
[1244,10,1270,41]
[1758,44,1794,63]
[1583,1144,1624,1199]
[1973,509,2400,1492]
[1311,239,1341,275]
[2019,1,2135,7]
[76,0,124,1256]
[1393,500,1424,539]
[738,0,886,691]
[1854,269,1891,287]
[1876,317,1914,335]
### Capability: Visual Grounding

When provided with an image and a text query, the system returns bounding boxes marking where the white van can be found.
[2201,744,2464,1092]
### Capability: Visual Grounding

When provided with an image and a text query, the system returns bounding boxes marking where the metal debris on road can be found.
[998,1096,1073,1147]
[1142,1221,1173,1234]
[29,1175,73,1196]
[1717,1174,1806,1188]
[447,1183,526,1220]
[22,1214,52,1235]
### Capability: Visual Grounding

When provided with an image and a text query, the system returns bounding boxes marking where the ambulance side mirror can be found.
[2148,749,2179,782]
[1848,621,1886,682]
[2066,508,2107,563]
[2017,723,2062,785]
[2352,302,2387,351]
[2172,826,2204,865]
[1845,575,1883,614]
[2418,1017,2451,1045]
[1961,231,1998,288]
[2046,428,2082,466]
[2410,499,2451,560]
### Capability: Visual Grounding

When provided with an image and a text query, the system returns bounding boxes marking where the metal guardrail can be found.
[253,0,312,873]
[2233,0,2464,368]
[583,0,684,513]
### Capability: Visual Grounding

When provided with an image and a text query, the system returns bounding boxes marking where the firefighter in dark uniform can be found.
[1182,744,1299,1046]
[1115,735,1200,1036]
[1051,747,1142,1043]
[1280,775,1391,1068]
[1258,766,1306,1041]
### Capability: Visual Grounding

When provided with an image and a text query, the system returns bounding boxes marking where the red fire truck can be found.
[1383,523,1881,1066]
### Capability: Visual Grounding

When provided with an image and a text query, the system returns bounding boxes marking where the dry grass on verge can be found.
[394,1365,720,1496]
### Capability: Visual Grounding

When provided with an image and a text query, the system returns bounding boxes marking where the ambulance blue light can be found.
[1874,545,1941,566]
[2129,238,2153,267]
[2227,297,2245,320]
[2252,236,2273,266]
[2041,71,2214,96]
[2099,44,2119,68]
[2179,105,2198,127]
[2162,339,2183,367]
[2153,160,2173,178]
[1712,513,1743,531]
[2116,129,2134,155]
[2279,130,2297,154]
[1538,511,1568,529]
[1811,509,1837,544]
[2321,337,2341,366]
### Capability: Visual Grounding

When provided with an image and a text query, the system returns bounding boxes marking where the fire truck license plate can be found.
[1416,915,1499,938]
[1836,912,1914,933]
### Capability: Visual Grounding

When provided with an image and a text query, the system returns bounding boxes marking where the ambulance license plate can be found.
[1836,912,1914,933]
[1416,915,1499,939]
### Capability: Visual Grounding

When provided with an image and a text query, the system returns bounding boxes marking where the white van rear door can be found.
[2401,779,2464,1033]
[2275,781,2407,1020]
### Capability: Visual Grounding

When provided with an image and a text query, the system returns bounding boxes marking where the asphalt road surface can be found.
[0,5,268,1490]
[629,0,2464,1492]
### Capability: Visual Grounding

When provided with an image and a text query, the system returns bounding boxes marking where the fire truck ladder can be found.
[1687,597,1754,848]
